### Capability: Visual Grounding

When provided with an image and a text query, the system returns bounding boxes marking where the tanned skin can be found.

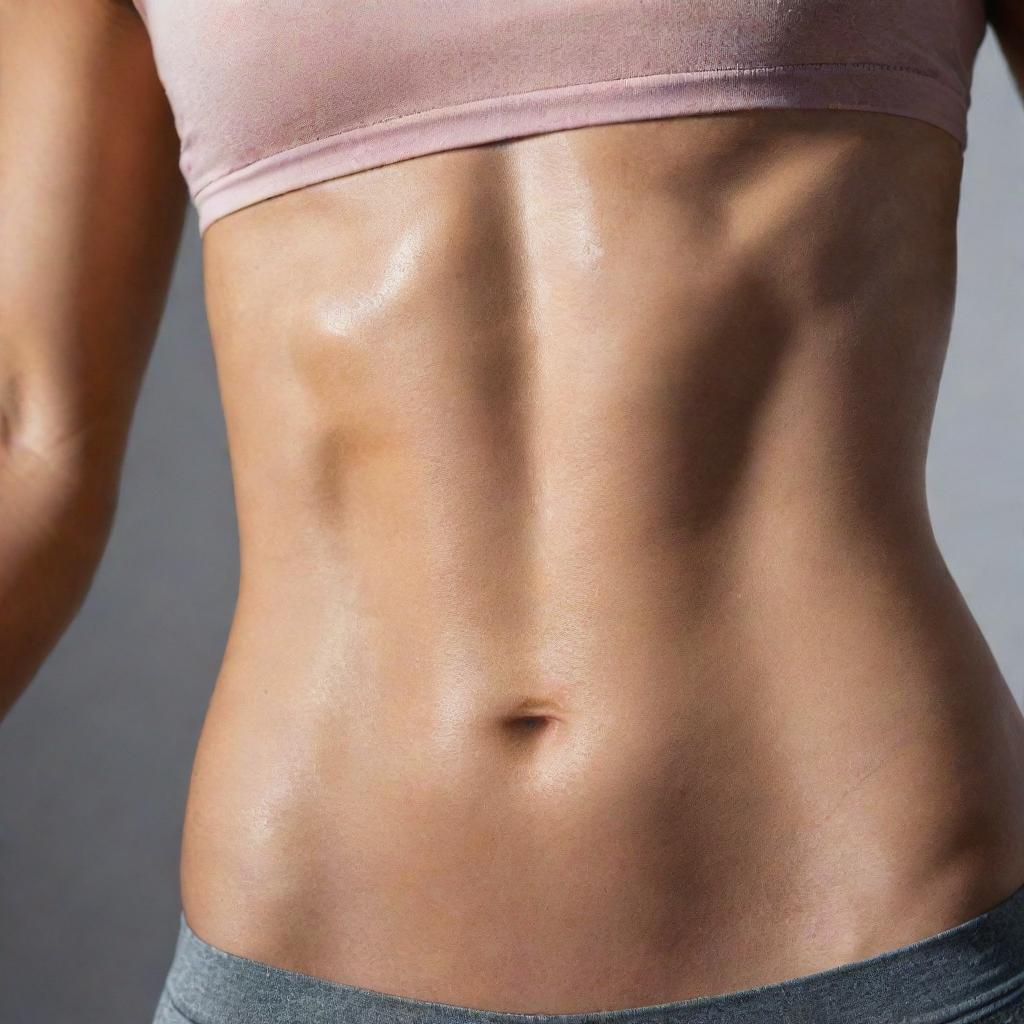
[3,0,1024,1013]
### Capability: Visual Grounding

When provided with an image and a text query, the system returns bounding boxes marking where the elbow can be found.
[1,372,124,558]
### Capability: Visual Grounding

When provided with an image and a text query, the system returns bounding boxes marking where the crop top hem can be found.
[194,61,969,236]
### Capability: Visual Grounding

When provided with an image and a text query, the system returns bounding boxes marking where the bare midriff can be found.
[180,107,1024,1014]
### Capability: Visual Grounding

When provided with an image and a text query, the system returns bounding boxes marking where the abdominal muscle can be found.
[178,108,1024,1014]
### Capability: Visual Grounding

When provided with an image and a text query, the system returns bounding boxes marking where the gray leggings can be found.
[153,883,1024,1024]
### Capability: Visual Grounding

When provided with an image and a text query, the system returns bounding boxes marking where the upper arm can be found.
[988,0,1024,97]
[0,0,187,488]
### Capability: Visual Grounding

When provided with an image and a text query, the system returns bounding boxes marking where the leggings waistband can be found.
[160,884,1024,1024]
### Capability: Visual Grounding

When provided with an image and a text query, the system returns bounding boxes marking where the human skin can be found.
[4,0,1024,1014]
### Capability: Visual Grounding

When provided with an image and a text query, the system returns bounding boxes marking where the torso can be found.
[179,108,1024,1014]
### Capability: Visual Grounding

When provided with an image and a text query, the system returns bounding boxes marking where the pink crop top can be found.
[129,1,989,236]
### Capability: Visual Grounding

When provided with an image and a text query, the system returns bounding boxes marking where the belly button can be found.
[499,712,560,737]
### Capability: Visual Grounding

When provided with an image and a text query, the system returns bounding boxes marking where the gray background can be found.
[1,31,1022,1024]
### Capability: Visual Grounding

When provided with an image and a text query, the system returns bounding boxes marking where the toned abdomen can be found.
[178,108,1024,1013]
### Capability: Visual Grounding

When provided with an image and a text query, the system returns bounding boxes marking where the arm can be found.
[0,0,187,721]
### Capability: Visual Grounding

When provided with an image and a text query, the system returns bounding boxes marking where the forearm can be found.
[0,434,120,721]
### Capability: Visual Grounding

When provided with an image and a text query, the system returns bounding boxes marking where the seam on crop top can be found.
[191,59,963,199]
